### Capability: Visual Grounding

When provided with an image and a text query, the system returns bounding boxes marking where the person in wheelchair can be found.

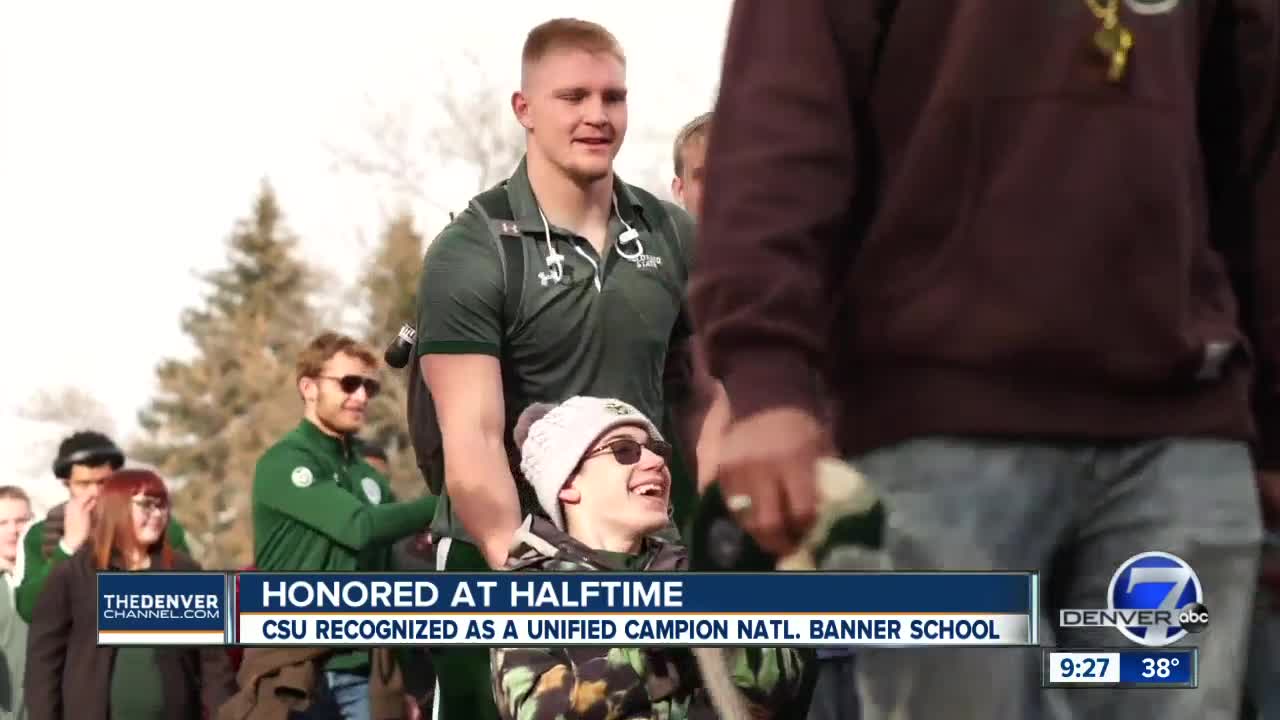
[490,396,806,720]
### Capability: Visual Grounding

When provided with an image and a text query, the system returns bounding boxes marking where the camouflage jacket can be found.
[491,516,806,720]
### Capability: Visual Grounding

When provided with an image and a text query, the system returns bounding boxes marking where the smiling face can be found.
[301,351,377,436]
[131,492,168,547]
[559,424,671,541]
[514,46,628,185]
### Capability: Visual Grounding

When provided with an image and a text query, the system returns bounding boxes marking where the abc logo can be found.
[1178,602,1210,634]
[1109,551,1204,647]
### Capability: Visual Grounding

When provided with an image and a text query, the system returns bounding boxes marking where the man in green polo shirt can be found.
[15,430,189,622]
[415,17,724,720]
[252,331,436,720]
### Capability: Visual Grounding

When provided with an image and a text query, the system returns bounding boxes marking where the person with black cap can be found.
[14,431,188,622]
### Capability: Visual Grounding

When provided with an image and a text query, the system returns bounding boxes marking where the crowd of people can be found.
[4,1,1280,718]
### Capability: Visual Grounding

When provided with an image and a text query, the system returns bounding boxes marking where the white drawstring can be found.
[612,193,643,260]
[535,193,643,287]
[535,207,566,287]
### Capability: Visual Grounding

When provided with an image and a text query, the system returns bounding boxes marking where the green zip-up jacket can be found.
[15,509,188,623]
[252,418,437,672]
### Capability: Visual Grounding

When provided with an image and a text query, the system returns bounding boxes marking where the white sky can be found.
[0,1,731,510]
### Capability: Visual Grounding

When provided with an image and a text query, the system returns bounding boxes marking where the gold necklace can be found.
[1084,0,1133,82]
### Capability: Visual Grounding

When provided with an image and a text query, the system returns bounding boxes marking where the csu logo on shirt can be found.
[631,253,663,270]
[361,477,383,504]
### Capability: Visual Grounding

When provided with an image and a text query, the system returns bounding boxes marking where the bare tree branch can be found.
[428,52,525,192]
[17,386,118,484]
[18,386,115,431]
[328,51,525,217]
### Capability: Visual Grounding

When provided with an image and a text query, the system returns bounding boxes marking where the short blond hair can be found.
[522,18,625,83]
[0,486,30,505]
[296,332,377,385]
[673,112,712,178]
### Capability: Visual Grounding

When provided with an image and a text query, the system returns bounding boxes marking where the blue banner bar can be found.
[1119,649,1197,686]
[97,572,227,633]
[235,572,1035,614]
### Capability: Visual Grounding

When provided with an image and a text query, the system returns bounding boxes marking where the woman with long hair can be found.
[24,469,234,720]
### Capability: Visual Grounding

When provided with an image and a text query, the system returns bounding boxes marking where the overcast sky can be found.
[0,0,731,510]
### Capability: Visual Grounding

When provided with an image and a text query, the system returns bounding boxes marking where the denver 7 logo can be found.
[1109,552,1204,647]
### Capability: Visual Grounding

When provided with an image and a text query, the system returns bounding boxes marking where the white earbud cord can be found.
[535,193,645,288]
[535,209,566,286]
[612,193,644,261]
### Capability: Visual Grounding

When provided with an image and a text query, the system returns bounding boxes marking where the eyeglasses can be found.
[319,375,381,399]
[132,498,169,515]
[582,437,673,466]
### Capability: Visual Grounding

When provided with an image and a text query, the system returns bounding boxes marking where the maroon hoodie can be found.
[692,0,1280,466]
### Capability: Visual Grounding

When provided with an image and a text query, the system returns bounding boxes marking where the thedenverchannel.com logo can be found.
[1058,551,1209,648]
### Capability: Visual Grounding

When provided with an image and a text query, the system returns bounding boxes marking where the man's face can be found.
[0,498,31,563]
[304,352,377,435]
[67,462,113,502]
[515,48,628,185]
[672,135,707,220]
[561,425,671,539]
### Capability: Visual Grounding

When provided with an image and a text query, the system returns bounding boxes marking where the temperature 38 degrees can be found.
[1115,650,1197,685]
[1143,656,1180,679]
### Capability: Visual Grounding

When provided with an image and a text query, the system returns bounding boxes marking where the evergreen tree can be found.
[133,182,320,568]
[358,210,426,502]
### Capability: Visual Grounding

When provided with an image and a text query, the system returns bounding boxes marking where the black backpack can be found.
[407,182,526,495]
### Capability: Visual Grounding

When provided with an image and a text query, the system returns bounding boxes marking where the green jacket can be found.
[252,418,437,672]
[15,508,188,623]
[491,516,806,720]
[252,419,436,573]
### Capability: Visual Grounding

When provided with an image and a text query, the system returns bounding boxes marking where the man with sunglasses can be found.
[252,331,436,720]
[15,430,189,622]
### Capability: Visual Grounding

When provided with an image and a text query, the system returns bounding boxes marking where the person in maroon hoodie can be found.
[690,1,1278,719]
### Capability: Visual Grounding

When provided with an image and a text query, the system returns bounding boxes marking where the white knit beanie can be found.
[514,396,664,530]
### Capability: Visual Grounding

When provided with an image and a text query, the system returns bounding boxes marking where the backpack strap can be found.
[470,184,525,329]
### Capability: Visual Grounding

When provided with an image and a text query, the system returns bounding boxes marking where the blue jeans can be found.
[293,671,370,720]
[849,437,1261,720]
[808,653,859,720]
[1245,580,1280,719]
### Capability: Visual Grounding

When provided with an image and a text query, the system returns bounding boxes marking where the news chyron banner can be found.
[98,572,1038,647]
[97,572,233,645]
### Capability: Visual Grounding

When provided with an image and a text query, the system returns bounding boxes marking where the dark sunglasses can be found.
[320,375,381,398]
[583,437,673,466]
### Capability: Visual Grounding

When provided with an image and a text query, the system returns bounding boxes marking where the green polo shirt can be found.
[416,157,698,545]
[252,419,436,671]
